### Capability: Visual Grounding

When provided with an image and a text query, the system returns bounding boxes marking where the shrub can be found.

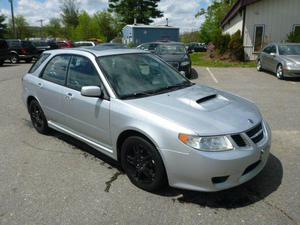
[228,30,244,61]
[213,30,231,54]
[287,30,300,43]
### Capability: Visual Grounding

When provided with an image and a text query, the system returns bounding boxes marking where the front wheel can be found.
[121,136,167,192]
[276,64,284,80]
[257,60,262,71]
[29,99,49,134]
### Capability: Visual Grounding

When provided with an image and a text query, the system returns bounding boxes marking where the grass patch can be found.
[191,52,256,68]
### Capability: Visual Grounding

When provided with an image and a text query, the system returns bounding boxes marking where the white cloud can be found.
[153,0,203,33]
[9,0,204,32]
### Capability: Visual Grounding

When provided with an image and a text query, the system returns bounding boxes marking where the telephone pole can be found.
[37,19,44,38]
[8,0,16,38]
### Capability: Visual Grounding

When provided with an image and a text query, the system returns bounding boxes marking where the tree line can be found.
[0,0,163,42]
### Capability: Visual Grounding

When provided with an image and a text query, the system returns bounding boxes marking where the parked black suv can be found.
[0,40,11,66]
[6,40,39,64]
[31,40,59,54]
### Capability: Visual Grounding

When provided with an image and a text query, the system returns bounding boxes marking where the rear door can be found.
[61,55,111,149]
[37,54,71,124]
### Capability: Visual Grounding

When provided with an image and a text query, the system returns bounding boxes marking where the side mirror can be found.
[180,71,186,77]
[270,52,276,57]
[81,86,102,97]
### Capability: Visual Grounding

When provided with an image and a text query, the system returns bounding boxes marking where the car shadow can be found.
[261,70,300,82]
[0,64,19,67]
[44,129,282,209]
[190,68,199,80]
[48,129,122,171]
[156,154,283,209]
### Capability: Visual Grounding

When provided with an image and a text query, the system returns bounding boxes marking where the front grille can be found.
[246,123,264,144]
[231,134,247,147]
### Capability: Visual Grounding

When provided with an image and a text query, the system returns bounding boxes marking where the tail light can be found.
[20,48,28,54]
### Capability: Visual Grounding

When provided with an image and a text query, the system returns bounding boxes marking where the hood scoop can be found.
[196,94,217,104]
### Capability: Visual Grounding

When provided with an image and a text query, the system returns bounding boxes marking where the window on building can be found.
[294,25,300,35]
[254,25,264,52]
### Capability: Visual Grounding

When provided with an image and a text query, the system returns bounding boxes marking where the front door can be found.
[62,55,111,150]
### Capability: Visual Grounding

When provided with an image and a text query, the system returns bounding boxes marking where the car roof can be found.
[44,48,148,57]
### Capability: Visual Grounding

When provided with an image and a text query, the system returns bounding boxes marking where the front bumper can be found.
[161,120,271,192]
[283,68,300,77]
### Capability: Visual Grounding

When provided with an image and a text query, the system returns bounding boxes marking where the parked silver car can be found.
[257,43,300,79]
[22,48,271,192]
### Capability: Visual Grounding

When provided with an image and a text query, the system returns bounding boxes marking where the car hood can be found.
[281,55,300,64]
[157,54,186,62]
[126,85,262,135]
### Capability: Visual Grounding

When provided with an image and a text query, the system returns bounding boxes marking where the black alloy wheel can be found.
[29,99,49,134]
[121,136,167,192]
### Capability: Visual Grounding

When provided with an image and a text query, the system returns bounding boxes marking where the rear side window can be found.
[29,53,50,73]
[41,55,71,85]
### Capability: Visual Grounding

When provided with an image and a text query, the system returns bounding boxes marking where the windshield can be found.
[278,45,300,55]
[156,44,186,55]
[97,53,192,99]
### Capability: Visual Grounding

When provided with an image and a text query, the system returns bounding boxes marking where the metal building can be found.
[122,24,180,46]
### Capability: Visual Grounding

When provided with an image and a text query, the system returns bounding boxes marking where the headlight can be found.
[286,62,296,67]
[181,61,190,66]
[178,134,234,151]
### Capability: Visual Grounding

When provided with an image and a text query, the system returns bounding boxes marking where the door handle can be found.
[65,92,73,100]
[37,82,43,88]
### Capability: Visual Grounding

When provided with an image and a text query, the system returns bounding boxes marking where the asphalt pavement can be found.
[0,63,299,225]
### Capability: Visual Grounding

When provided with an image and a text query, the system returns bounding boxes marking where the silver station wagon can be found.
[22,48,271,192]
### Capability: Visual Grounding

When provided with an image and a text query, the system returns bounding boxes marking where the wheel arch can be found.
[116,129,160,163]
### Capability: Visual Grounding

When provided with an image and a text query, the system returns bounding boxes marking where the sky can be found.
[0,0,212,32]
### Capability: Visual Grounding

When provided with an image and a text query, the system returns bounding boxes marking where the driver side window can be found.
[67,55,101,91]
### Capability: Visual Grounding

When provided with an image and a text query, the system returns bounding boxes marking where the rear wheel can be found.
[276,64,284,80]
[10,54,19,64]
[29,99,49,134]
[121,136,167,192]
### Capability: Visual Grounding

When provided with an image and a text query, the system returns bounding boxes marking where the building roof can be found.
[221,0,261,28]
[124,24,179,29]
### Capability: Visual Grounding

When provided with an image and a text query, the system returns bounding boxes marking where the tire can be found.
[276,64,284,80]
[10,54,19,64]
[257,60,262,71]
[25,58,33,63]
[29,99,49,134]
[121,136,167,192]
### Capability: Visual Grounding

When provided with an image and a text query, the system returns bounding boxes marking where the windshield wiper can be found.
[120,91,156,100]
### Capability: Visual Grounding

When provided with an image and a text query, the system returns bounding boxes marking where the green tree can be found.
[108,0,163,24]
[8,16,31,39]
[45,18,63,38]
[0,14,7,38]
[196,0,237,44]
[94,11,119,42]
[180,31,201,43]
[61,0,79,28]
